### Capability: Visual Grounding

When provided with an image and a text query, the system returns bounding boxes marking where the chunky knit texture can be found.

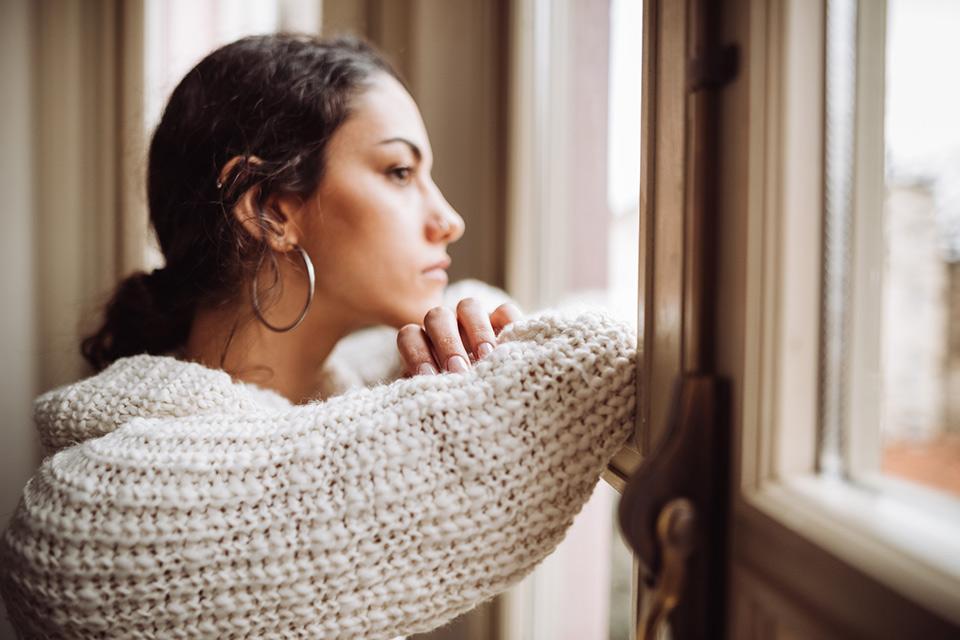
[1,308,636,639]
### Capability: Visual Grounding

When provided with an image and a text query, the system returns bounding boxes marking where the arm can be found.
[1,309,635,639]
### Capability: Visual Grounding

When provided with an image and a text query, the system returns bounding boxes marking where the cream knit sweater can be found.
[0,293,636,639]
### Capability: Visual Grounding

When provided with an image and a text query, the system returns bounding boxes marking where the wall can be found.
[0,3,41,638]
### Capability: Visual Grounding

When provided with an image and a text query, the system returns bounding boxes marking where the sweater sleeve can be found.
[0,309,636,640]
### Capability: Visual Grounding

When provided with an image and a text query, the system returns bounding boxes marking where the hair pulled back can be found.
[82,33,402,371]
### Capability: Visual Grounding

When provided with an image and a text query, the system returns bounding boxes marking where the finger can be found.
[397,324,439,376]
[490,303,523,336]
[456,297,498,361]
[423,306,471,373]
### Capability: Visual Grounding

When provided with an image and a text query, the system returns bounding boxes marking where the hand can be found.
[397,298,523,376]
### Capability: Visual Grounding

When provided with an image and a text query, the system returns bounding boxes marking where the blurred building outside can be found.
[878,0,960,497]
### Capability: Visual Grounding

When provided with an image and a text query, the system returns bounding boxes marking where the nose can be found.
[425,184,465,244]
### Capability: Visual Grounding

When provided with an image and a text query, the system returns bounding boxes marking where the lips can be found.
[422,256,452,273]
[422,256,451,284]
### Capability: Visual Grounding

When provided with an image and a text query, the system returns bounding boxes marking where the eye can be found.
[387,165,414,185]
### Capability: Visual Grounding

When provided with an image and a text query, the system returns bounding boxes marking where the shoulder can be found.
[33,354,290,454]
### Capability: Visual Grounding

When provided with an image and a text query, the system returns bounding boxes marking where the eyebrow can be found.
[377,137,423,162]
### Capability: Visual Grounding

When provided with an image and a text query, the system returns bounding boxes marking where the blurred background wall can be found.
[0,7,40,629]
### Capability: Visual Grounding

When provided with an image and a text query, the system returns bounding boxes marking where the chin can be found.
[375,283,445,328]
[411,292,446,324]
[378,302,430,329]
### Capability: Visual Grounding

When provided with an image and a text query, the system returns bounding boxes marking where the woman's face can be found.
[296,73,465,329]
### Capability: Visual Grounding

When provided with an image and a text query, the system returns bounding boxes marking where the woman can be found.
[0,34,636,639]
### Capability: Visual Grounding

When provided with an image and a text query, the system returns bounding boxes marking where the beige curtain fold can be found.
[33,0,146,390]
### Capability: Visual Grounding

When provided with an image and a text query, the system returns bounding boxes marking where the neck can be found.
[182,292,359,405]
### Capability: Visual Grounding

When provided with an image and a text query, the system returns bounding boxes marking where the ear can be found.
[221,155,303,252]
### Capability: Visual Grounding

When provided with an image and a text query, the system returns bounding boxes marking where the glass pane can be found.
[879,0,960,497]
[821,0,960,499]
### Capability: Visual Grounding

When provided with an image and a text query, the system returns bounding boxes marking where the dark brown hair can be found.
[82,33,403,371]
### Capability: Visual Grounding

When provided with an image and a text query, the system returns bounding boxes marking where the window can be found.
[733,0,960,630]
[820,0,960,511]
[873,0,960,498]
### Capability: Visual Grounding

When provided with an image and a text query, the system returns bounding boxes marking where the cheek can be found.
[345,206,423,274]
[324,173,421,241]
[310,187,431,309]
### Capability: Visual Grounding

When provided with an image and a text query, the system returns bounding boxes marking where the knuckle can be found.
[424,305,453,324]
[497,302,520,316]
[397,324,422,341]
[397,326,423,351]
[456,297,480,313]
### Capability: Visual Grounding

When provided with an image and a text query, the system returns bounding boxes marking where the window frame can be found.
[733,0,960,628]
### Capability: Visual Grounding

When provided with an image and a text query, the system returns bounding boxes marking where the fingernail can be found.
[446,355,469,373]
[418,362,438,376]
[477,342,495,358]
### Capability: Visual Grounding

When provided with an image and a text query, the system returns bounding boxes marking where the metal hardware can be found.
[618,376,728,639]
[639,498,697,639]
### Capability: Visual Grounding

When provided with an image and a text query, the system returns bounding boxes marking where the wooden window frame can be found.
[604,0,701,490]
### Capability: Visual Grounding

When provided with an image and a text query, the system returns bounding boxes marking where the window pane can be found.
[880,0,960,497]
[821,0,960,499]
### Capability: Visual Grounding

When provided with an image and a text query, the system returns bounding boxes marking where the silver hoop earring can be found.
[251,244,316,332]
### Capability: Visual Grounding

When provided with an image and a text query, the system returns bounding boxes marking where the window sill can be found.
[745,472,960,626]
